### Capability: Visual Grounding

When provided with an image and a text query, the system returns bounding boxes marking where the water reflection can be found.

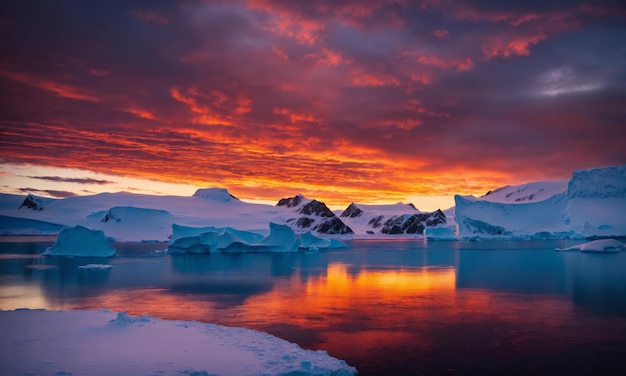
[0,239,624,375]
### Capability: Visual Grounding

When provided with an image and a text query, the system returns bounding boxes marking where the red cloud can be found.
[482,34,547,58]
[1,69,100,102]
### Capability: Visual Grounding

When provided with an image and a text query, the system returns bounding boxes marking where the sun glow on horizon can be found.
[0,163,471,210]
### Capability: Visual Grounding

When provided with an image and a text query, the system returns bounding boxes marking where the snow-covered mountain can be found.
[0,188,281,241]
[1,165,624,241]
[455,165,626,239]
[337,202,447,235]
[276,194,354,235]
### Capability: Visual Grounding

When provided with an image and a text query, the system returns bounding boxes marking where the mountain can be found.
[455,165,626,239]
[1,165,624,241]
[0,189,279,241]
[19,194,54,211]
[338,202,447,235]
[276,194,354,235]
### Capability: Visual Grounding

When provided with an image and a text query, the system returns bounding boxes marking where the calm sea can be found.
[1,237,625,375]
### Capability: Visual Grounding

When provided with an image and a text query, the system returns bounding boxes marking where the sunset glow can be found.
[1,1,624,209]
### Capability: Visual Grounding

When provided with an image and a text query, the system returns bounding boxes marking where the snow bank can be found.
[85,206,175,242]
[555,239,624,253]
[0,309,357,376]
[43,225,117,257]
[169,223,347,253]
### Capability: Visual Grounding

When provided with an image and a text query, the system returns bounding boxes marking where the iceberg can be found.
[424,226,457,240]
[168,223,347,253]
[555,239,624,253]
[43,225,117,257]
[455,166,626,239]
[0,309,357,376]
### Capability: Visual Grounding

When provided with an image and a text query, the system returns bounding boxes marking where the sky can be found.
[0,0,625,211]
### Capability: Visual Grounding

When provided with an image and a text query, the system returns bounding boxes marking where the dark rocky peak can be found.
[276,194,304,208]
[19,194,46,211]
[431,209,446,220]
[426,209,446,226]
[299,200,334,218]
[313,217,354,235]
[101,209,121,223]
[407,203,417,210]
[368,215,384,228]
[340,203,363,218]
[380,210,447,235]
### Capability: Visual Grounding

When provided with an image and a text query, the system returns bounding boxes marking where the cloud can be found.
[0,0,624,205]
[18,188,77,198]
[27,176,114,185]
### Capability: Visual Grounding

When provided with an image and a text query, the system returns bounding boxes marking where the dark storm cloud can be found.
[0,0,624,203]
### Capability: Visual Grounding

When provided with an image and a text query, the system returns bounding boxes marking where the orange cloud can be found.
[170,87,234,126]
[123,108,158,120]
[1,69,100,102]
[402,51,473,72]
[482,34,547,58]
[351,71,400,87]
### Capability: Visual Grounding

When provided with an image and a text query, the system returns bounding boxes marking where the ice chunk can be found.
[555,239,624,253]
[259,222,300,251]
[78,264,114,270]
[299,230,347,249]
[424,226,457,240]
[43,225,117,257]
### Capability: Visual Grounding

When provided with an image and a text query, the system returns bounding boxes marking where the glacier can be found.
[43,225,118,257]
[455,165,626,239]
[168,222,347,253]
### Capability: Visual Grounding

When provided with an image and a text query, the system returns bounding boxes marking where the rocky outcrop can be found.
[277,195,354,235]
[277,194,303,208]
[19,194,47,211]
[380,210,447,235]
[340,203,363,218]
[299,200,334,217]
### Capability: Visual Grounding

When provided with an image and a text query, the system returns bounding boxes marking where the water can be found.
[1,237,625,375]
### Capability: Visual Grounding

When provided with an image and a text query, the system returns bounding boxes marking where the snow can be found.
[0,189,280,241]
[481,180,568,203]
[555,239,624,253]
[0,309,357,376]
[2,165,624,241]
[193,187,239,201]
[455,166,626,239]
[42,225,118,257]
[0,214,63,235]
[85,206,175,242]
[169,223,347,253]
